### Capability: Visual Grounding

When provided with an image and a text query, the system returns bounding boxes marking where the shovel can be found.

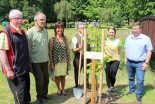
[73,36,84,99]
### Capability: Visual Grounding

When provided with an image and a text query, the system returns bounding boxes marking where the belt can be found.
[127,59,145,63]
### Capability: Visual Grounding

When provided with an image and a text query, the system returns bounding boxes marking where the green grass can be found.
[0,27,155,104]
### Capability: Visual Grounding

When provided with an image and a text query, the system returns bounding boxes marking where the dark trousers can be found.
[7,73,31,104]
[32,61,49,99]
[73,57,90,87]
[105,60,120,88]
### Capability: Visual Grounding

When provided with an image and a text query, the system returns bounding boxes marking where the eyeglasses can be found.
[39,19,46,21]
[12,18,22,20]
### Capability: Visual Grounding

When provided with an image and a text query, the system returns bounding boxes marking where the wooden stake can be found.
[84,28,87,103]
[91,59,96,104]
[98,29,105,104]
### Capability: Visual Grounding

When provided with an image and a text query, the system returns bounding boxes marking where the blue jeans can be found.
[126,60,145,97]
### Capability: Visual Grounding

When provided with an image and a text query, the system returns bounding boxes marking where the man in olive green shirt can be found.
[26,12,49,104]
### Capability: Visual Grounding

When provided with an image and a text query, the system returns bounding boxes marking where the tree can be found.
[22,0,40,22]
[0,0,11,22]
[69,0,87,21]
[99,8,113,23]
[54,0,73,28]
[112,7,125,28]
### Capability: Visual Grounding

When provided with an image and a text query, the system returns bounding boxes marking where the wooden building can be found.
[139,16,155,71]
[139,16,155,51]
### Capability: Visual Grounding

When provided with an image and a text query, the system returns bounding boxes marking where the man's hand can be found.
[142,63,148,70]
[7,70,15,80]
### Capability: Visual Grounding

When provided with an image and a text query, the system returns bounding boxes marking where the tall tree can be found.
[69,0,88,21]
[0,0,11,22]
[54,0,73,28]
[22,0,40,22]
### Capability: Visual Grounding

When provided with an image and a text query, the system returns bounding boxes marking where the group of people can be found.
[0,9,153,104]
[0,9,69,104]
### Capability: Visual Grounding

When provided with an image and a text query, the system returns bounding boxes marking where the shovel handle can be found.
[78,37,83,86]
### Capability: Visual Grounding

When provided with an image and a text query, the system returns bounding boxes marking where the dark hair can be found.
[54,21,64,37]
[133,21,142,29]
[108,26,116,34]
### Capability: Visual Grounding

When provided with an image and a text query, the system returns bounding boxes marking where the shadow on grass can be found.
[143,84,154,97]
[31,87,77,104]
[30,84,154,104]
[101,84,128,104]
[101,84,154,104]
[115,83,154,96]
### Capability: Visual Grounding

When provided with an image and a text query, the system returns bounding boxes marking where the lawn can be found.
[0,27,155,104]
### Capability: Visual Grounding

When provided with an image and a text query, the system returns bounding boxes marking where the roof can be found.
[139,15,155,21]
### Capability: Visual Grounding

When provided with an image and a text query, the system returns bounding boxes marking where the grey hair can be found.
[77,22,85,28]
[133,22,142,29]
[34,12,46,21]
[9,9,22,18]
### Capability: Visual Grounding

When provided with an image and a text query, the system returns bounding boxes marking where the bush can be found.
[67,22,75,28]
[23,22,34,29]
[127,24,132,29]
[149,52,155,72]
[46,23,54,29]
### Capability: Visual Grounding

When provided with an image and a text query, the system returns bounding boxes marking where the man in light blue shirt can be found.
[124,22,153,102]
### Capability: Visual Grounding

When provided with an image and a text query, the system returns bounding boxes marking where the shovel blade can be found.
[73,87,83,99]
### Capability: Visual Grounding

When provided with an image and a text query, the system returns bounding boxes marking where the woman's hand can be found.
[67,61,71,69]
[50,63,55,71]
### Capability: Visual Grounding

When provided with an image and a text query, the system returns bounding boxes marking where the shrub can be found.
[127,24,132,29]
[46,23,54,29]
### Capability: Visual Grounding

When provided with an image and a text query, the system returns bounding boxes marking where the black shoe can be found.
[126,91,134,95]
[111,87,115,92]
[86,83,89,88]
[42,96,51,100]
[36,99,42,104]
[74,85,78,88]
[136,96,142,102]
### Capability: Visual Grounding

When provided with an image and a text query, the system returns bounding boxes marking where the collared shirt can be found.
[124,33,153,61]
[10,23,21,33]
[70,33,83,49]
[0,23,24,50]
[26,26,49,63]
[0,32,9,50]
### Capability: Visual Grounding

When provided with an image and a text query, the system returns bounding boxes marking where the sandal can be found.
[61,90,67,96]
[57,90,61,95]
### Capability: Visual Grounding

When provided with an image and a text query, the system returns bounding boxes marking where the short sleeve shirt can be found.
[124,33,153,61]
[0,32,9,50]
[104,38,122,61]
[70,33,83,49]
